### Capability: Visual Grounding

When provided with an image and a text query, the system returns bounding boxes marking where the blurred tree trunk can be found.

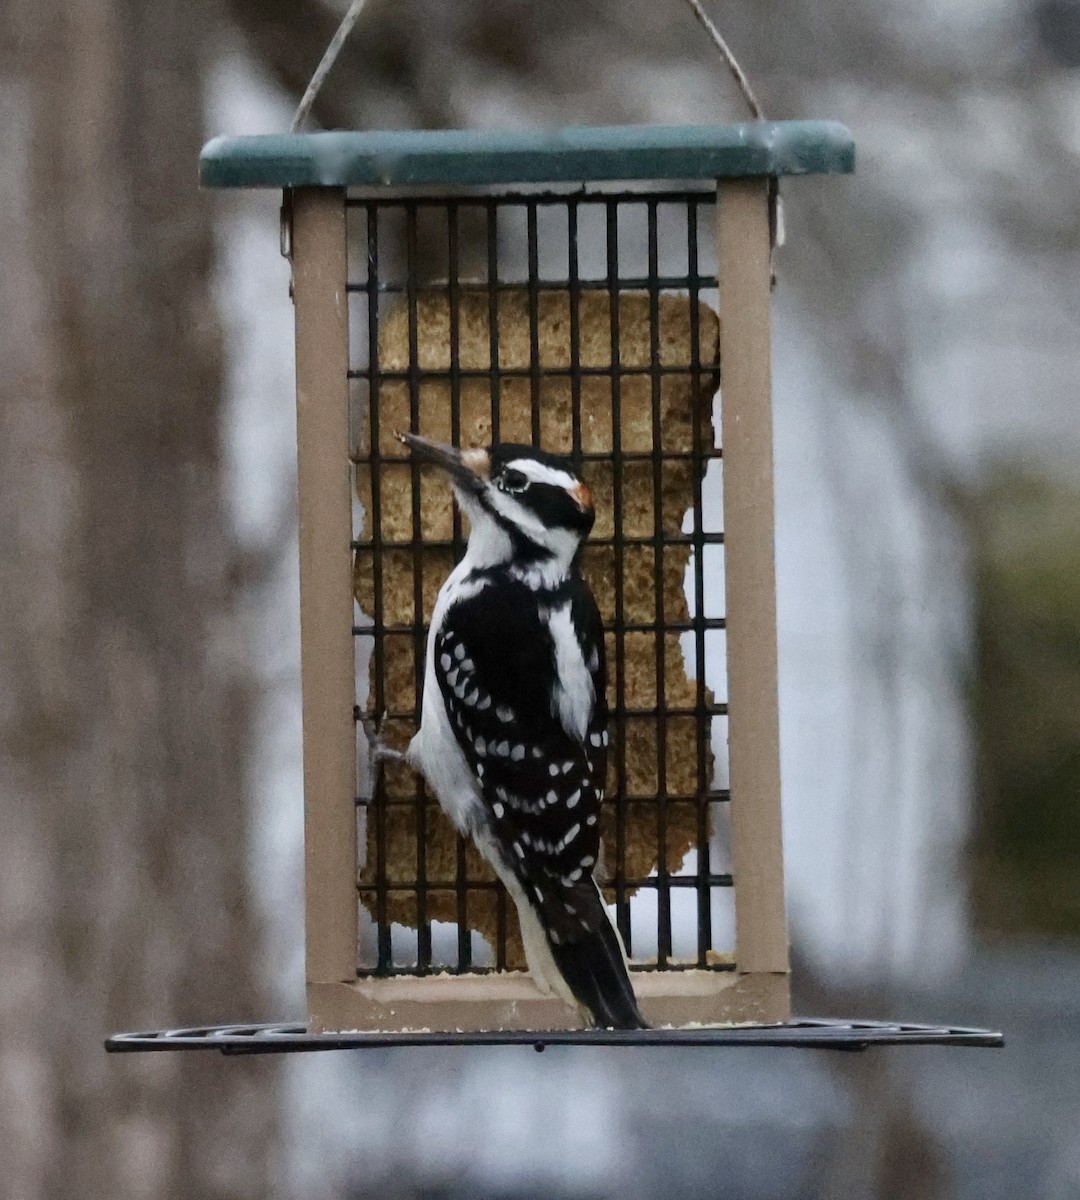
[0,2,279,1197]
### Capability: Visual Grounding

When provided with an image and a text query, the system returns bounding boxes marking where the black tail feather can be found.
[547,901,649,1030]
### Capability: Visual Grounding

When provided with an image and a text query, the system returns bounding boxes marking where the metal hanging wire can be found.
[291,0,371,133]
[677,0,764,119]
[676,0,784,259]
[289,0,766,134]
[287,0,783,266]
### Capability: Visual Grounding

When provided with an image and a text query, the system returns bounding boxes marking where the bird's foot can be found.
[361,712,409,772]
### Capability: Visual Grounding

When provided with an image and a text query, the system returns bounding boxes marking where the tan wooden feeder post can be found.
[289,186,359,1012]
[717,179,791,1023]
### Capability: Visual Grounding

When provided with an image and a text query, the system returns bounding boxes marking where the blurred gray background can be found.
[3,0,1080,1196]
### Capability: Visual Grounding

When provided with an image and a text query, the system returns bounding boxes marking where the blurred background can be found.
[3,0,1079,1196]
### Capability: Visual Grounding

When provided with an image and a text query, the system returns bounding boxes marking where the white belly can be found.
[407,684,483,833]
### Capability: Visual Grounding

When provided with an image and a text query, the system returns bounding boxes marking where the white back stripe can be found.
[545,601,594,743]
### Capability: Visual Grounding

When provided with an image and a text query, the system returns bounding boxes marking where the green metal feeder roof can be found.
[199,121,854,189]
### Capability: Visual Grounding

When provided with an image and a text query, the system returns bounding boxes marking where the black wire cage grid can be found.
[348,186,733,981]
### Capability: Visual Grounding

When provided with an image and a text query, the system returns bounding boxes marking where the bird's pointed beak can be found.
[396,432,489,493]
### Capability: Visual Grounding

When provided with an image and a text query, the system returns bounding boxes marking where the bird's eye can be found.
[500,469,528,493]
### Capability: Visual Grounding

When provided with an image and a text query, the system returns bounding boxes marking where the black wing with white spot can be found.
[432,570,646,1029]
[433,573,605,926]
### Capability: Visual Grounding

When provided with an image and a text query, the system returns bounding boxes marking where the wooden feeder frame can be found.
[106,122,1003,1053]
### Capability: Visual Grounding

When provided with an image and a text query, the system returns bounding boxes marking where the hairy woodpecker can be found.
[397,432,648,1030]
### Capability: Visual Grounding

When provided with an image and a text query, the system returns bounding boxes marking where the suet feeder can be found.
[107,122,1003,1053]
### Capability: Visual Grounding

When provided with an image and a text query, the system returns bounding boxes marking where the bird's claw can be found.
[362,712,408,771]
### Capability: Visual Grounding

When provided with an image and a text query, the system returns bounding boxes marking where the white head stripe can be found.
[505,459,578,491]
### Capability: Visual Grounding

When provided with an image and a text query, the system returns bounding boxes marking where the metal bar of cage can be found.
[688,198,714,969]
[362,792,731,807]
[403,200,431,973]
[348,363,724,379]
[365,201,394,975]
[353,532,728,547]
[605,197,631,955]
[342,188,726,208]
[446,203,472,976]
[485,199,510,969]
[352,962,739,979]
[568,199,584,465]
[355,620,729,635]
[355,873,736,893]
[647,197,672,967]
[346,275,722,295]
[526,201,542,446]
[354,705,730,721]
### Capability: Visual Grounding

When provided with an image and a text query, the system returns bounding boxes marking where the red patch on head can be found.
[570,481,593,511]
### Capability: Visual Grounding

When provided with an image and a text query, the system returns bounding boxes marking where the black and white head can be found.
[398,433,594,573]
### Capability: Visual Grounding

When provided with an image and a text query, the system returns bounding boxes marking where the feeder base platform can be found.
[106,1018,1002,1054]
